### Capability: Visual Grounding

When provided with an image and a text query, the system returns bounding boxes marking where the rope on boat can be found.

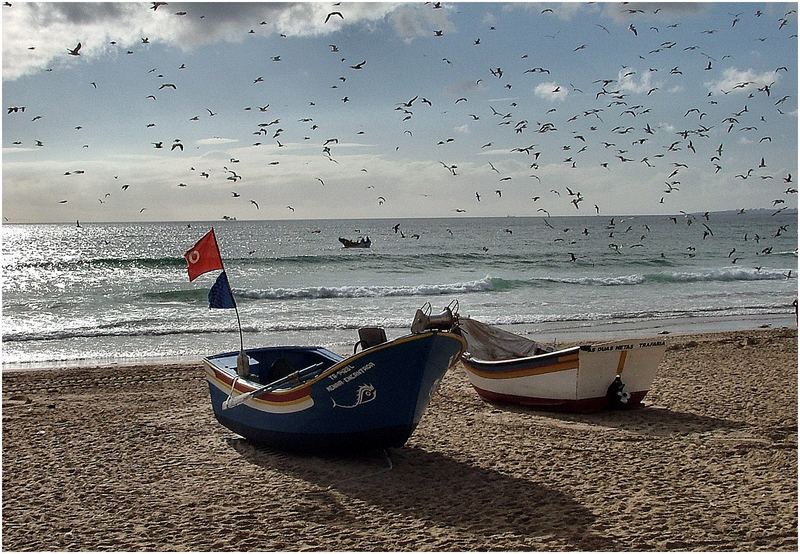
[223,376,239,407]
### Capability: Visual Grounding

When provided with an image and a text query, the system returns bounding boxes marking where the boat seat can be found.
[259,357,295,384]
[354,327,387,353]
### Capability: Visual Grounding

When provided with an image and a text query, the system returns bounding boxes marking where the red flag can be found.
[184,228,224,282]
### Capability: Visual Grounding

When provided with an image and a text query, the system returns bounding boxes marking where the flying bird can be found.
[67,42,82,56]
[325,11,343,23]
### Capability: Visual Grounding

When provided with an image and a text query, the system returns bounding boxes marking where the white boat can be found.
[457,317,667,412]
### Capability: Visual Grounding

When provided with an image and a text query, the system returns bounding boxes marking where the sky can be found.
[2,1,798,223]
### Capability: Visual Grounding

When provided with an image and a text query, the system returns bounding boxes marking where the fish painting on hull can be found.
[332,383,377,409]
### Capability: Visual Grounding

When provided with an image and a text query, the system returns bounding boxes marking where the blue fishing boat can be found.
[204,318,465,452]
[186,229,464,451]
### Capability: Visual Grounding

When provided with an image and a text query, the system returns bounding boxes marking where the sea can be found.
[2,212,797,370]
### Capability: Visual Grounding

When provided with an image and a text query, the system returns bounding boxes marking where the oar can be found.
[222,362,325,410]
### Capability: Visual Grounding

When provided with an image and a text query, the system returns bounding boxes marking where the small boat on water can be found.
[338,236,371,248]
[203,309,465,452]
[456,317,666,412]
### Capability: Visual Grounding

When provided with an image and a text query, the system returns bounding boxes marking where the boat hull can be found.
[462,338,666,413]
[338,237,371,248]
[204,331,465,452]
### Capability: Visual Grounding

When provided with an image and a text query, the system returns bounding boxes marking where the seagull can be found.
[250,200,259,209]
[325,11,343,23]
[286,206,295,212]
[67,42,82,56]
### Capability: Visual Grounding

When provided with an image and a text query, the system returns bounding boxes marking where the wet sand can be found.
[2,328,797,551]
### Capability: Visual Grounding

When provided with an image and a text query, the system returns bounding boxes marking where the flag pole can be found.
[232,304,249,377]
[214,229,248,377]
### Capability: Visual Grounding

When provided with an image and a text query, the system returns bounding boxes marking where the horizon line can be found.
[3,208,796,226]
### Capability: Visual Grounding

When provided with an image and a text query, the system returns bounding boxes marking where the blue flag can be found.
[208,271,236,309]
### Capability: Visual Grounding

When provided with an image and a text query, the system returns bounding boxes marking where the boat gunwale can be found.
[204,330,467,398]
[460,335,668,368]
[461,345,581,367]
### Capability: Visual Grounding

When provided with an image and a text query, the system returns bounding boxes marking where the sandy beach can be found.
[2,327,797,551]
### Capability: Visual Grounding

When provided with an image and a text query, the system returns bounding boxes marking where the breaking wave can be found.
[532,267,795,287]
[145,268,795,306]
[5,302,793,344]
[236,277,496,300]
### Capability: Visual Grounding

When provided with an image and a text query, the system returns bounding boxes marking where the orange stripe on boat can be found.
[616,351,628,374]
[463,357,579,379]
[205,366,313,404]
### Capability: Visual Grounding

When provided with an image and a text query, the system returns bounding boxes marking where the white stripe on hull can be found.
[464,339,666,402]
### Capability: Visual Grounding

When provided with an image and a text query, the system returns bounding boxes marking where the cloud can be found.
[195,137,239,146]
[600,3,707,24]
[454,124,470,134]
[617,68,658,94]
[515,3,597,21]
[388,3,452,41]
[704,67,780,94]
[2,2,401,80]
[533,82,568,102]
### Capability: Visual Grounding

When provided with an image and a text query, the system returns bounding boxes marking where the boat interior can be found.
[241,347,343,386]
[208,327,392,387]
